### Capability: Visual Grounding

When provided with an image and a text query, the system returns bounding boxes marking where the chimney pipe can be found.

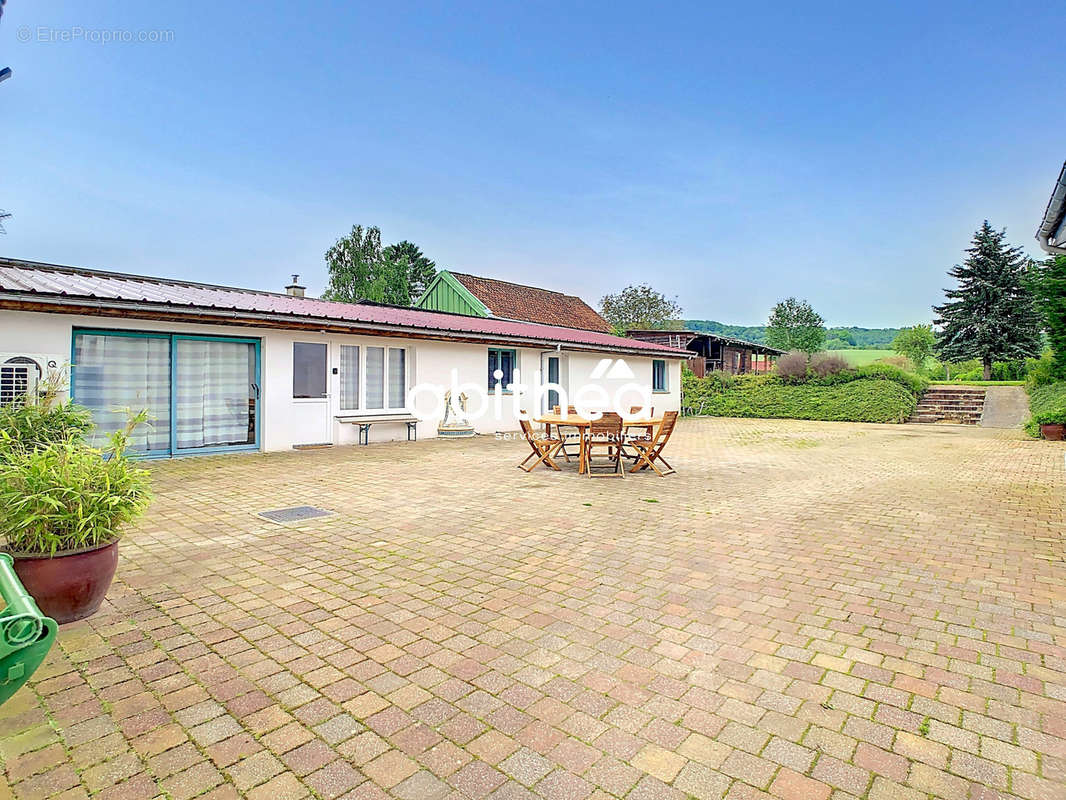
[285,274,306,297]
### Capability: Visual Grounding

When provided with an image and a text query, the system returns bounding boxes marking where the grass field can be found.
[836,349,895,366]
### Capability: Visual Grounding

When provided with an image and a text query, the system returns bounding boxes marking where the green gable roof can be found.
[414,270,492,317]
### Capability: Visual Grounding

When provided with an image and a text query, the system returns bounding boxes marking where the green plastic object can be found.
[0,552,57,706]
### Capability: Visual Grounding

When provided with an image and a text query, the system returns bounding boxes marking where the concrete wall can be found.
[0,310,681,453]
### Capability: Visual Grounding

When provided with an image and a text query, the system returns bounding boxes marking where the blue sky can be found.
[2,2,1062,327]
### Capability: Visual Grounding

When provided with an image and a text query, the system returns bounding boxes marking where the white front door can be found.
[291,341,332,445]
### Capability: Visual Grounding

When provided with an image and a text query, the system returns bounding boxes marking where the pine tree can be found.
[383,240,437,301]
[1032,254,1066,377]
[933,221,1043,380]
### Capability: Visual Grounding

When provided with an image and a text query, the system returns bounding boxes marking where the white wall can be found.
[0,310,681,453]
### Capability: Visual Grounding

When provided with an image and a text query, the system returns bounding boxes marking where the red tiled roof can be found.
[449,272,612,333]
[0,258,688,357]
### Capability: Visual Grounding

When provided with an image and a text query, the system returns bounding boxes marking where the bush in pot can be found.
[1024,380,1066,440]
[1029,409,1066,441]
[0,408,151,623]
[0,377,93,457]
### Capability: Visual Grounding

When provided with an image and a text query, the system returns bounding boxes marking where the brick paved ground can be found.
[2,418,1064,800]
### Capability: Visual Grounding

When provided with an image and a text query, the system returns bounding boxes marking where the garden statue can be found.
[438,390,475,438]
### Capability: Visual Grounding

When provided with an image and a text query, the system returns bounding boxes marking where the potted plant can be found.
[1036,412,1065,441]
[0,394,151,624]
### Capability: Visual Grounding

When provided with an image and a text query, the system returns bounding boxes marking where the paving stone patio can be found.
[2,418,1065,800]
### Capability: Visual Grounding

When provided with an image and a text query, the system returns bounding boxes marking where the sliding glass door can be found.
[72,330,260,457]
[174,337,258,453]
[72,332,172,454]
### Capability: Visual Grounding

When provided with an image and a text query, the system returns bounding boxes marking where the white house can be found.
[0,258,687,457]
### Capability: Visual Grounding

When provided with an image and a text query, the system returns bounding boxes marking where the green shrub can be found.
[852,363,928,395]
[956,362,1024,381]
[0,413,152,555]
[681,370,741,414]
[933,358,982,380]
[804,362,928,395]
[1025,350,1059,390]
[1025,381,1066,437]
[684,373,916,423]
[692,377,916,423]
[931,380,1024,386]
[682,359,927,422]
[0,385,93,461]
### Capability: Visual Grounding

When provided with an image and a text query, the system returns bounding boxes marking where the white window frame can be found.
[338,344,409,414]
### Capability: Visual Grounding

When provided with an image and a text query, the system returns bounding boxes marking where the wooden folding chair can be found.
[626,405,655,444]
[628,411,678,476]
[585,412,625,478]
[517,417,564,472]
[552,405,581,462]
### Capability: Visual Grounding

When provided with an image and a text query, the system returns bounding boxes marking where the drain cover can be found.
[258,505,333,523]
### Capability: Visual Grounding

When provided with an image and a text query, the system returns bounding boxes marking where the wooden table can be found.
[533,414,662,474]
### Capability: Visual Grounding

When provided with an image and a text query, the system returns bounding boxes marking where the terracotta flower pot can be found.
[9,540,119,624]
[1040,423,1065,442]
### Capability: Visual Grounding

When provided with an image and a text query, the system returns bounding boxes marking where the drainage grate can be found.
[258,505,334,523]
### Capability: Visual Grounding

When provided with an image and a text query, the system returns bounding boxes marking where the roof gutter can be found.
[1036,161,1066,255]
[0,293,690,359]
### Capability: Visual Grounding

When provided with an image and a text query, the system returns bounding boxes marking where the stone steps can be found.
[908,387,987,425]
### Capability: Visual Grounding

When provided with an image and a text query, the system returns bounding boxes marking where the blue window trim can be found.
[71,328,262,459]
[652,359,669,393]
[488,347,517,394]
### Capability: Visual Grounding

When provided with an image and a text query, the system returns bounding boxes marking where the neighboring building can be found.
[0,258,686,456]
[1036,160,1066,255]
[625,329,783,376]
[415,271,612,333]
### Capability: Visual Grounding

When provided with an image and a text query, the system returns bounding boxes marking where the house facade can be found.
[0,259,686,457]
[625,330,783,376]
[415,271,613,332]
[1037,160,1066,255]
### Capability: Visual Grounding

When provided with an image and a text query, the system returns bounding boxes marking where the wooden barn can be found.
[626,329,784,377]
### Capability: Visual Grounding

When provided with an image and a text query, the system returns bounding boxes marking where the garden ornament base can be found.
[0,553,57,706]
[10,540,119,624]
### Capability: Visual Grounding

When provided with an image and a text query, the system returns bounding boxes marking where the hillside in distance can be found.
[683,320,901,349]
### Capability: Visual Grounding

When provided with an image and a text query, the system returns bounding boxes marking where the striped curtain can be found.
[339,345,360,410]
[366,347,384,409]
[388,348,405,408]
[73,334,171,453]
[175,339,253,449]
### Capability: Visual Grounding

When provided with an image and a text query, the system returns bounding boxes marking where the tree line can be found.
[320,222,1066,385]
[600,221,1066,384]
[683,322,902,349]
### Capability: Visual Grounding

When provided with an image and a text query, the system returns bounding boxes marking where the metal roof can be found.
[0,258,689,357]
[625,328,785,355]
[1036,161,1066,255]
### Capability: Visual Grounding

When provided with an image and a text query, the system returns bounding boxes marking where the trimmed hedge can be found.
[1025,381,1066,437]
[801,363,929,395]
[682,361,926,424]
[684,375,917,423]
